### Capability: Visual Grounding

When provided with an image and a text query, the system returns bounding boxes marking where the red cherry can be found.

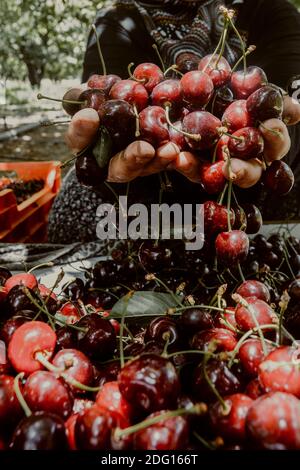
[228,127,264,160]
[258,346,300,397]
[263,160,295,195]
[59,302,83,325]
[65,413,78,450]
[214,307,237,331]
[222,100,253,133]
[78,88,106,115]
[52,349,93,393]
[235,296,277,332]
[180,70,214,107]
[245,378,264,399]
[246,85,283,121]
[191,327,237,353]
[231,66,268,100]
[109,79,148,111]
[133,63,164,93]
[151,79,183,109]
[239,338,273,377]
[200,161,226,194]
[5,273,37,293]
[236,280,270,302]
[215,230,249,266]
[204,200,235,234]
[38,284,57,301]
[182,111,221,150]
[198,54,231,88]
[139,106,169,147]
[87,74,121,94]
[215,135,230,161]
[246,392,300,449]
[23,371,73,419]
[169,120,187,150]
[96,381,132,422]
[134,412,189,450]
[8,321,56,375]
[209,393,253,442]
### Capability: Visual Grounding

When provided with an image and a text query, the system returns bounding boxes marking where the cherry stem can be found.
[165,105,201,141]
[164,65,183,77]
[41,119,71,127]
[215,19,229,68]
[227,179,233,231]
[91,24,107,76]
[226,14,247,74]
[14,373,32,418]
[162,332,171,357]
[218,182,228,205]
[35,352,101,392]
[152,44,166,72]
[203,16,228,73]
[237,262,245,282]
[133,104,140,137]
[231,45,256,73]
[37,93,83,105]
[114,403,207,440]
[127,62,145,83]
[193,432,222,450]
[28,262,54,273]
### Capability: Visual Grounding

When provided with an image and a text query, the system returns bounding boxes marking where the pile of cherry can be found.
[0,232,300,450]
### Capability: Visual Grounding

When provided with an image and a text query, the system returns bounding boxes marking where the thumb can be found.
[65,108,100,153]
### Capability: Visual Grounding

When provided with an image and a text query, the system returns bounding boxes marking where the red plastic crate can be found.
[0,161,61,242]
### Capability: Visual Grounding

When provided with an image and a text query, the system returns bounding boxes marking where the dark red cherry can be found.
[151,79,183,109]
[98,99,136,150]
[204,200,235,234]
[231,66,268,100]
[134,412,189,450]
[133,63,164,93]
[92,260,121,286]
[222,100,253,133]
[180,308,214,333]
[198,54,231,88]
[78,88,106,114]
[75,151,107,188]
[200,161,226,194]
[236,280,270,302]
[0,315,31,345]
[191,327,237,353]
[75,314,116,360]
[87,74,121,94]
[93,361,120,388]
[56,326,76,351]
[228,127,264,160]
[288,279,300,302]
[138,241,172,271]
[211,85,235,119]
[239,338,273,377]
[118,354,180,414]
[215,230,249,266]
[241,203,263,234]
[109,79,148,111]
[233,205,247,230]
[63,278,85,301]
[61,88,83,116]
[23,371,73,419]
[235,296,276,332]
[5,273,37,293]
[246,85,283,121]
[263,160,295,195]
[139,106,169,147]
[96,381,132,422]
[52,349,94,393]
[176,53,199,73]
[180,70,214,107]
[246,392,300,449]
[182,111,221,150]
[0,375,23,431]
[209,393,253,442]
[11,412,68,450]
[144,317,180,349]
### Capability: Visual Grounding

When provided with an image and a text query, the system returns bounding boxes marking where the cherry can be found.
[169,120,187,150]
[215,230,249,266]
[211,85,235,119]
[10,411,68,450]
[0,314,32,346]
[204,201,235,234]
[61,88,83,116]
[233,205,247,230]
[75,314,116,360]
[8,321,56,375]
[222,100,253,133]
[139,106,169,146]
[246,85,283,121]
[198,54,231,88]
[98,99,136,150]
[144,317,180,350]
[75,151,107,188]
[151,79,183,110]
[239,338,272,377]
[63,278,85,301]
[246,392,300,449]
[193,360,242,402]
[258,346,300,397]
[0,375,23,431]
[56,326,76,351]
[180,70,214,107]
[109,79,148,111]
[75,405,130,450]
[263,160,295,195]
[183,111,221,150]
[180,308,214,333]
[134,412,189,450]
[87,74,121,94]
[288,279,300,302]
[23,371,73,419]
[96,381,132,422]
[209,393,253,442]
[191,328,237,353]
[92,260,121,286]
[176,53,199,74]
[241,203,262,234]
[52,349,93,393]
[245,378,264,399]
[78,88,106,114]
[235,296,277,332]
[5,273,37,293]
[94,361,120,388]
[138,241,172,271]
[118,354,180,414]
[58,302,83,325]
[228,127,264,160]
[231,66,268,100]
[132,63,164,93]
[200,161,226,194]
[235,280,270,302]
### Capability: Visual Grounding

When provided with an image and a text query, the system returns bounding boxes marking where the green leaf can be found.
[92,126,113,169]
[110,291,182,319]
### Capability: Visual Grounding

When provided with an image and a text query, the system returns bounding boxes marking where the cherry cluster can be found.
[0,232,299,450]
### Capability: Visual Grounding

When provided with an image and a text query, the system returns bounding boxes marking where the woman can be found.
[48,0,300,244]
